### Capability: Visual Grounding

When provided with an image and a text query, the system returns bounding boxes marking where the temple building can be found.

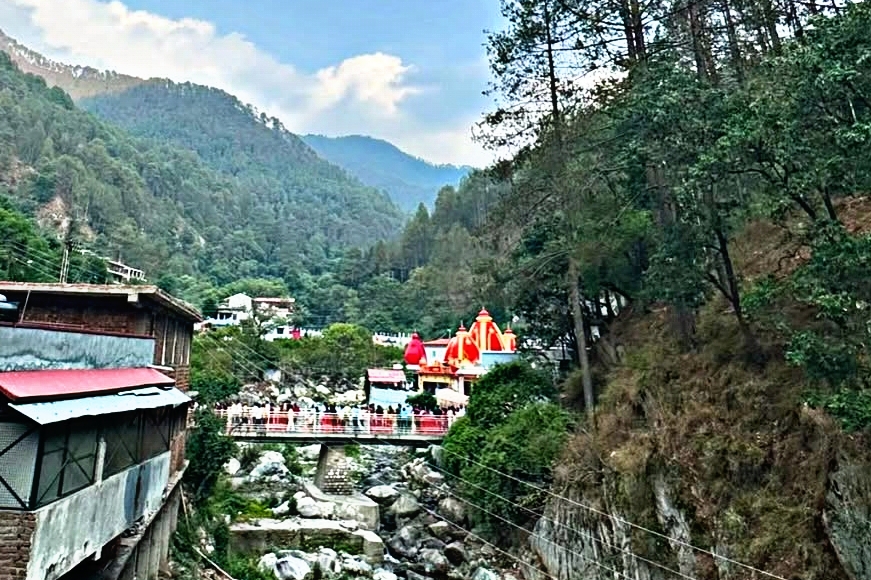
[403,308,518,404]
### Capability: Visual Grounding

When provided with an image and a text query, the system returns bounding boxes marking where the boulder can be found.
[273,501,292,517]
[275,555,313,580]
[420,537,446,551]
[423,471,445,486]
[391,494,420,518]
[224,457,241,476]
[342,555,373,576]
[471,567,500,580]
[439,497,466,524]
[444,541,467,566]
[428,521,452,541]
[373,569,398,580]
[365,485,400,505]
[297,497,322,518]
[419,548,450,575]
[316,547,341,577]
[250,451,289,480]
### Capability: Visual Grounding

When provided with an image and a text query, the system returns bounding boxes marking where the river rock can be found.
[471,567,499,580]
[276,555,313,580]
[420,537,446,550]
[439,497,466,524]
[297,497,322,518]
[316,547,341,577]
[342,555,373,575]
[428,521,452,540]
[224,457,241,476]
[444,541,466,565]
[419,548,450,574]
[273,501,292,517]
[365,485,400,504]
[391,494,420,518]
[373,569,398,580]
[250,451,289,479]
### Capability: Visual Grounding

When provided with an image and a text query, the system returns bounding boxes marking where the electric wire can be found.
[198,331,788,580]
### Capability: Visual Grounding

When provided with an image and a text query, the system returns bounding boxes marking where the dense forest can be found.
[301,134,473,211]
[0,54,406,299]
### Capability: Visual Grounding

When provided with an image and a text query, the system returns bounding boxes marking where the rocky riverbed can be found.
[214,443,515,580]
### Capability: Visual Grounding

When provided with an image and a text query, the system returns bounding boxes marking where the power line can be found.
[436,446,789,580]
[193,315,787,580]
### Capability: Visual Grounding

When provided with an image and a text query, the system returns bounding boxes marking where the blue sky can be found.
[0,0,505,165]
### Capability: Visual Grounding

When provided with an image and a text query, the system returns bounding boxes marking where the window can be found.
[140,409,171,460]
[34,422,98,507]
[103,413,142,478]
[0,423,38,509]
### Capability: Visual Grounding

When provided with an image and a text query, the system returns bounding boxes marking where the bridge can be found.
[216,410,449,446]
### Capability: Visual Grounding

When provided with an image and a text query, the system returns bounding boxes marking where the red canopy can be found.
[0,367,175,402]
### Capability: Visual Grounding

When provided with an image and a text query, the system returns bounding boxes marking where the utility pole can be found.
[59,240,72,283]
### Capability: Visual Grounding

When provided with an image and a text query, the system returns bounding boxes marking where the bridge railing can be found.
[215,410,451,437]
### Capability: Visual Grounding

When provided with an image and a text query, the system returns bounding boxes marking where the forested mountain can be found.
[301,134,473,211]
[0,51,401,294]
[79,81,403,256]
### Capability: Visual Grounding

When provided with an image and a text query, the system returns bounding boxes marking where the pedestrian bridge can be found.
[215,411,450,446]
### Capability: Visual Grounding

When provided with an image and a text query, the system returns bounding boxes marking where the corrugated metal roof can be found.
[0,367,175,402]
[367,368,407,383]
[9,386,190,425]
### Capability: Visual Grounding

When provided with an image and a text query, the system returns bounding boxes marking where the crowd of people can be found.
[213,400,466,436]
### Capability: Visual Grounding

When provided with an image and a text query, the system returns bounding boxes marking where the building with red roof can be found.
[0,283,198,580]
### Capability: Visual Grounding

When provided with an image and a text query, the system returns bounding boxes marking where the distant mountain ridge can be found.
[0,29,145,99]
[0,33,406,286]
[302,134,474,211]
[0,29,471,211]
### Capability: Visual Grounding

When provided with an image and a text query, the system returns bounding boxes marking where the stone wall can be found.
[0,512,35,580]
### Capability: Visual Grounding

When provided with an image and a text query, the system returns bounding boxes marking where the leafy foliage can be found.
[186,408,237,504]
[443,361,569,530]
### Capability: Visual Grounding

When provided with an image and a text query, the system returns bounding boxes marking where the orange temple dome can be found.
[502,327,517,351]
[403,332,427,365]
[445,324,480,367]
[469,307,507,352]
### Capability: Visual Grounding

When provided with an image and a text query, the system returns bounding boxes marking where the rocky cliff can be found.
[527,310,871,580]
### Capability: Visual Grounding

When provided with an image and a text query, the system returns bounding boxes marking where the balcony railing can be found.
[214,410,452,437]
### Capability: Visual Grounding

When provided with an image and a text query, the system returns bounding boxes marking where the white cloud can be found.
[0,0,494,166]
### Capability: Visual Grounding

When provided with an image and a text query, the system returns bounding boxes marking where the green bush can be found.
[441,361,571,532]
[186,408,237,503]
[406,391,438,411]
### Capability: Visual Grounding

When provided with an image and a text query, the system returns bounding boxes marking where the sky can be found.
[0,0,506,166]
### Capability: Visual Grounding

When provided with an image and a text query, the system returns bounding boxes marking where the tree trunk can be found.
[543,0,562,142]
[721,0,744,80]
[568,257,595,419]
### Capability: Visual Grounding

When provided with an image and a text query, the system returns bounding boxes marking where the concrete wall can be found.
[26,452,171,580]
[0,327,155,372]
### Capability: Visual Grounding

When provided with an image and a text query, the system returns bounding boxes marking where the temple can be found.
[403,308,518,404]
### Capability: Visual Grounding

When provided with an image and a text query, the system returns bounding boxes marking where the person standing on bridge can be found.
[351,404,361,433]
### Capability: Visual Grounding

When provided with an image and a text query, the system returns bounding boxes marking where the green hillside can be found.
[0,52,403,290]
[302,134,472,211]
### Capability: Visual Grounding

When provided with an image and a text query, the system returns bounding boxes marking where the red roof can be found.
[0,368,175,402]
[367,368,407,384]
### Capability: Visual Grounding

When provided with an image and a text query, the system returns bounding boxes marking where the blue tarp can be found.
[368,386,411,408]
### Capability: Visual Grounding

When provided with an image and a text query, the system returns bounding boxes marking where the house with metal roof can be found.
[0,286,195,580]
